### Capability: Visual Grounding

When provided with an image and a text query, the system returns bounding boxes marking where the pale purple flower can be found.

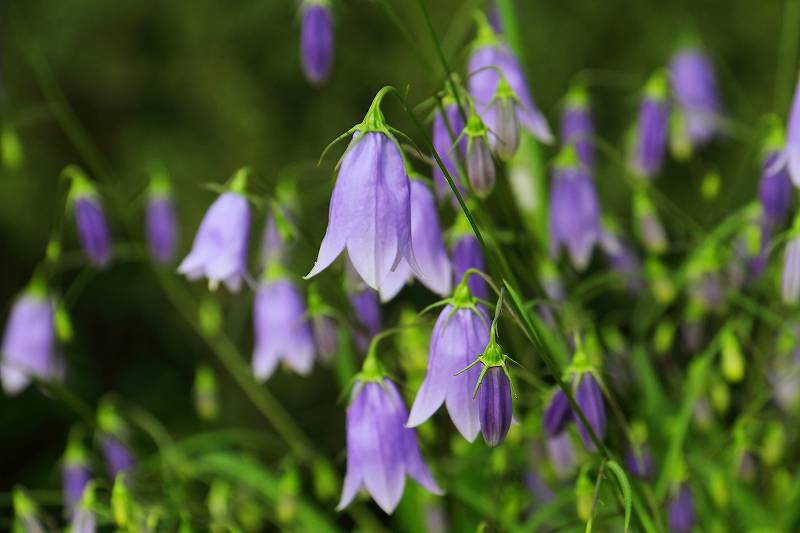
[561,91,594,168]
[101,436,135,479]
[599,229,644,292]
[477,365,512,447]
[74,196,112,268]
[484,80,521,160]
[549,150,600,270]
[468,44,553,144]
[573,372,606,451]
[669,48,722,147]
[379,180,452,302]
[782,236,800,305]
[1,291,58,395]
[349,284,381,354]
[546,432,576,479]
[70,506,96,533]
[300,2,333,85]
[467,133,496,197]
[787,78,800,186]
[252,279,315,380]
[178,192,251,292]
[667,484,695,533]
[759,151,792,227]
[631,76,669,179]
[307,132,417,290]
[432,103,467,202]
[146,196,178,264]
[63,463,90,517]
[452,233,488,300]
[338,379,442,514]
[407,304,489,441]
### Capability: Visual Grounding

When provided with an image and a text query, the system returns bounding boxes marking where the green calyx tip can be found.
[565,85,590,109]
[465,109,487,137]
[64,166,98,205]
[451,279,475,307]
[472,10,498,48]
[24,275,48,299]
[554,144,580,169]
[261,259,287,282]
[148,168,172,198]
[12,488,36,517]
[97,401,125,436]
[360,87,393,132]
[228,167,251,195]
[762,115,785,155]
[65,435,88,466]
[481,340,505,367]
[358,350,386,383]
[644,70,668,100]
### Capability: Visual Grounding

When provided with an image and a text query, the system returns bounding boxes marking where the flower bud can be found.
[466,119,496,198]
[66,166,112,268]
[487,78,521,161]
[667,484,696,533]
[2,123,22,170]
[194,364,219,421]
[300,0,333,85]
[720,329,744,383]
[477,365,512,447]
[145,170,179,264]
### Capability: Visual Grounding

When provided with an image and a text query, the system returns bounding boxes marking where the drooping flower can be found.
[572,372,606,451]
[178,169,251,292]
[669,47,722,148]
[451,231,489,300]
[549,145,601,270]
[468,15,552,144]
[98,403,135,479]
[484,77,522,161]
[782,235,800,305]
[631,71,669,179]
[306,89,420,290]
[252,279,315,380]
[625,445,655,480]
[561,86,595,168]
[338,378,442,514]
[379,179,452,301]
[667,484,696,533]
[464,110,496,198]
[787,77,800,186]
[145,172,178,264]
[759,125,793,227]
[1,280,60,395]
[407,282,490,441]
[432,99,467,203]
[546,432,577,479]
[66,166,112,268]
[477,365,513,447]
[63,433,91,518]
[543,388,570,436]
[300,0,333,85]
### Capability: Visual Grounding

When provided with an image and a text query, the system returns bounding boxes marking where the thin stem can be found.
[774,0,800,114]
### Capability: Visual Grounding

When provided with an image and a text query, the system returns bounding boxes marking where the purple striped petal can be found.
[572,373,606,451]
[477,365,512,447]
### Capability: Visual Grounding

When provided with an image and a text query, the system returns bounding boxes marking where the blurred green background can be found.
[0,0,794,528]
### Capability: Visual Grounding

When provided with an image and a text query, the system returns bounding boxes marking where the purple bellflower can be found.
[759,125,793,227]
[561,86,595,168]
[432,98,467,203]
[66,166,112,268]
[379,179,452,302]
[573,371,606,451]
[63,434,91,518]
[782,234,800,305]
[599,226,645,292]
[549,145,601,270]
[483,76,522,161]
[145,172,178,264]
[464,109,496,198]
[667,484,696,533]
[345,259,382,353]
[546,432,577,479]
[468,15,553,144]
[300,0,334,85]
[98,404,135,480]
[631,72,669,179]
[543,388,570,436]
[407,281,490,442]
[625,445,655,480]
[787,77,800,186]
[1,280,60,395]
[451,232,489,300]
[669,47,722,148]
[338,377,442,514]
[178,169,251,292]
[306,88,421,290]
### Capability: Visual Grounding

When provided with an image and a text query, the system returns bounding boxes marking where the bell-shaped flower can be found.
[561,86,595,168]
[63,432,91,518]
[338,377,442,514]
[468,14,552,144]
[464,109,496,198]
[782,234,800,305]
[484,77,522,161]
[625,444,655,480]
[432,98,467,203]
[599,225,644,292]
[787,77,800,186]
[97,403,136,479]
[543,388,570,436]
[669,47,722,148]
[407,282,489,441]
[631,71,669,179]
[759,124,793,227]
[572,371,606,451]
[451,231,489,300]
[1,280,60,395]
[300,0,334,85]
[178,169,251,292]
[379,179,451,301]
[546,432,577,479]
[69,483,97,533]
[306,88,420,290]
[667,484,696,533]
[66,166,112,268]
[145,171,178,264]
[549,145,600,270]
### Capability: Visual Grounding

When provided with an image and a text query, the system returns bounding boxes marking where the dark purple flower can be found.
[407,304,490,442]
[379,180,451,301]
[74,196,112,269]
[669,48,722,147]
[625,445,655,480]
[101,436,135,479]
[300,2,333,85]
[759,150,792,227]
[631,73,669,179]
[63,439,91,517]
[307,131,416,290]
[667,484,695,533]
[451,233,488,300]
[252,279,315,380]
[146,195,178,264]
[543,389,570,436]
[787,78,800,186]
[561,88,594,168]
[178,190,251,292]
[782,236,800,305]
[1,288,58,395]
[477,365,513,447]
[549,147,600,270]
[338,379,442,514]
[432,101,467,203]
[572,372,606,451]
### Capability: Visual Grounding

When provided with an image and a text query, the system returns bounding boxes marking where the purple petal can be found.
[1,294,55,395]
[146,196,178,264]
[782,237,800,305]
[300,4,334,85]
[631,97,669,178]
[549,166,600,269]
[542,389,570,436]
[788,79,800,186]
[74,196,112,268]
[451,234,488,300]
[477,365,512,447]
[669,49,722,146]
[572,373,606,451]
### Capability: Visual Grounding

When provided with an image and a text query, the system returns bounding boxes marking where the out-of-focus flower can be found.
[379,179,451,301]
[338,378,442,514]
[432,98,467,202]
[98,403,136,479]
[625,445,655,480]
[307,286,339,363]
[178,169,251,292]
[669,47,722,148]
[599,225,644,292]
[631,71,669,179]
[546,432,577,479]
[633,189,668,254]
[63,431,91,518]
[66,166,112,268]
[145,170,178,264]
[782,235,800,305]
[561,86,594,168]
[667,484,696,533]
[549,145,601,270]
[543,388,570,437]
[784,77,800,186]
[759,126,793,227]
[300,0,333,85]
[572,372,606,451]
[70,483,97,533]
[451,229,489,300]
[464,110,496,198]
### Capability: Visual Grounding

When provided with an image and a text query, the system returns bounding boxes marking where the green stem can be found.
[774,0,800,114]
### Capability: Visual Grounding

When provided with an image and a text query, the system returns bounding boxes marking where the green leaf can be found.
[605,461,632,533]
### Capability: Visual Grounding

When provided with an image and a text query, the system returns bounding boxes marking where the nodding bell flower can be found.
[306,87,422,290]
[1,279,61,395]
[669,47,722,148]
[633,188,668,254]
[63,431,91,518]
[549,145,601,270]
[379,179,452,302]
[485,76,522,161]
[346,260,382,353]
[782,232,800,305]
[65,166,112,268]
[464,109,496,198]
[407,277,490,442]
[145,170,179,264]
[178,168,251,292]
[300,0,333,85]
[543,388,570,436]
[468,13,553,144]
[98,403,136,480]
[759,123,793,227]
[451,224,489,300]
[787,76,800,186]
[432,97,467,203]
[631,71,669,179]
[625,444,655,480]
[667,484,696,533]
[546,432,577,479]
[561,86,595,168]
[338,352,442,514]
[572,371,606,452]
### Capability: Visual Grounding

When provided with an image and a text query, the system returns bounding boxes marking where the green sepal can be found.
[63,165,99,206]
[643,70,669,101]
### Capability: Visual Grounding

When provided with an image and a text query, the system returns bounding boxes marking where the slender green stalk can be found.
[774,0,800,114]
